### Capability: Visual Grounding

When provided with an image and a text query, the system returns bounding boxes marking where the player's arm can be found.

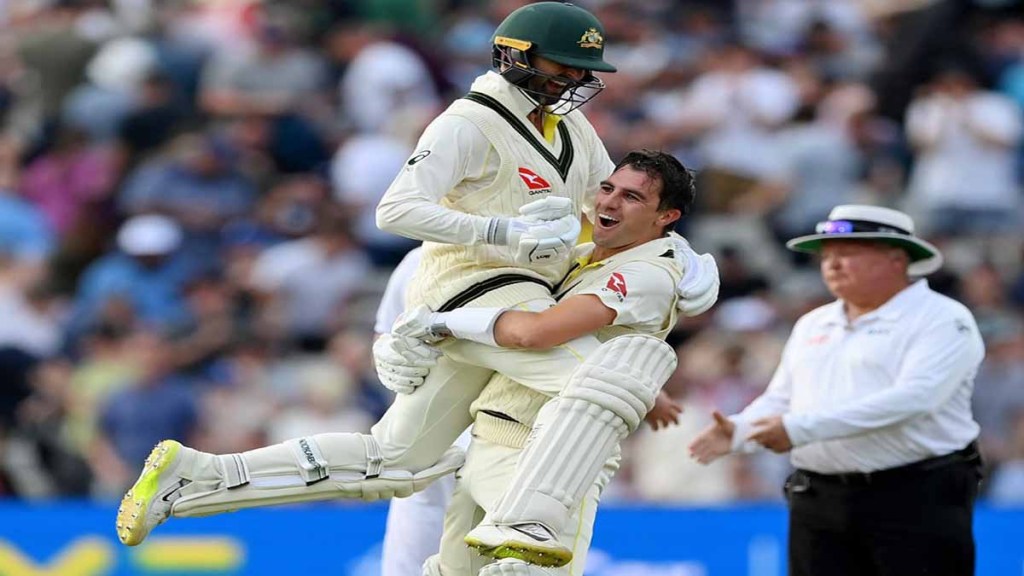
[375,114,581,263]
[375,115,495,245]
[492,294,615,349]
[393,262,675,349]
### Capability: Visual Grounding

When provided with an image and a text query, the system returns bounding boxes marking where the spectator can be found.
[249,206,371,351]
[92,329,199,495]
[905,65,1023,236]
[67,214,197,344]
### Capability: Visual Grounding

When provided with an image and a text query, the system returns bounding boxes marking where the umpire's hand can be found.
[748,416,793,453]
[688,411,734,464]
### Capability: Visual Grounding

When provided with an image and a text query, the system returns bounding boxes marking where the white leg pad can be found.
[171,434,465,517]
[490,335,676,533]
[478,559,553,575]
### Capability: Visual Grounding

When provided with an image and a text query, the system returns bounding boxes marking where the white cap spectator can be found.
[116,214,183,257]
[85,36,158,93]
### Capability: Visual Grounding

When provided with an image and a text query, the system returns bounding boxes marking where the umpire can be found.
[690,204,985,576]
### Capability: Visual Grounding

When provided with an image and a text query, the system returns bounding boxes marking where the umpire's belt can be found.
[798,440,981,487]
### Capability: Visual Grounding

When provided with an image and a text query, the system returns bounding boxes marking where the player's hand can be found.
[485,197,580,265]
[645,391,683,431]
[670,235,719,317]
[393,305,448,343]
[372,333,440,395]
[688,410,735,464]
[748,415,793,453]
[510,214,580,265]
[517,196,574,222]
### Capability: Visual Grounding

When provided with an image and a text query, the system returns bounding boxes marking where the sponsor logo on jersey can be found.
[407,150,431,166]
[605,272,627,301]
[518,167,551,195]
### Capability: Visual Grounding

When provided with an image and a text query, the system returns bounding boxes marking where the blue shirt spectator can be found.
[67,215,198,341]
[0,190,55,263]
[99,373,198,467]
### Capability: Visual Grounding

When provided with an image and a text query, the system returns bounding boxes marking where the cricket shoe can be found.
[116,439,194,546]
[464,521,572,568]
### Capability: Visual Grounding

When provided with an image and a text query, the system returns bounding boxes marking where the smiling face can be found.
[592,166,681,258]
[525,55,587,105]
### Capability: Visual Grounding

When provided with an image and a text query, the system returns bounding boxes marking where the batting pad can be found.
[490,335,676,533]
[172,434,464,517]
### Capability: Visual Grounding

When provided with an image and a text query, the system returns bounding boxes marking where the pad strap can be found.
[362,435,384,479]
[286,437,330,484]
[217,453,250,489]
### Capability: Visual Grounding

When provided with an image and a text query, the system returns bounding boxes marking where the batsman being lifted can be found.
[114,1,719,559]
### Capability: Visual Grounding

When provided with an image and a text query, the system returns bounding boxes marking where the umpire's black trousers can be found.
[786,443,982,576]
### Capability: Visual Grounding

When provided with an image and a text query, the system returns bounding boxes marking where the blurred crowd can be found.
[1,0,1023,506]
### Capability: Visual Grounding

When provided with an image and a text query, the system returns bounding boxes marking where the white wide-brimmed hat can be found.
[117,214,183,257]
[786,205,943,276]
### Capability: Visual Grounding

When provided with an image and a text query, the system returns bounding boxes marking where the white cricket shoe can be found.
[464,521,572,568]
[116,439,194,546]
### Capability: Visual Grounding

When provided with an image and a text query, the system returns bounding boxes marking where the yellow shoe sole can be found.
[464,535,573,568]
[116,439,181,546]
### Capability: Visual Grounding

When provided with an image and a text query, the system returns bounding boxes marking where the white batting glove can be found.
[511,214,580,265]
[517,196,574,221]
[671,236,720,317]
[372,333,440,395]
[393,304,449,343]
[483,197,580,265]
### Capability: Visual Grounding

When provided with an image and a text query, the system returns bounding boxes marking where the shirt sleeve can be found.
[730,329,798,452]
[375,114,497,245]
[782,311,985,447]
[373,246,422,334]
[575,262,675,328]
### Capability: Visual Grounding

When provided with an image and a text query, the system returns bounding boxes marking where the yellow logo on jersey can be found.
[578,28,604,49]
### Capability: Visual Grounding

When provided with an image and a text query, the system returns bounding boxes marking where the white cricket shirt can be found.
[375,71,612,246]
[732,279,984,474]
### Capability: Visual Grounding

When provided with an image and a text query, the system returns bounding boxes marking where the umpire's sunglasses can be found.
[814,219,911,236]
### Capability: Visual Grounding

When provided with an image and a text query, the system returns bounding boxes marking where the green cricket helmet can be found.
[491,2,616,112]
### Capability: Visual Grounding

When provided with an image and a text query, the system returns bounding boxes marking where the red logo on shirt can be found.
[807,334,830,346]
[518,167,551,191]
[606,272,628,298]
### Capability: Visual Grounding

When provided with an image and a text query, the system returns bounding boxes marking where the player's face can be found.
[592,166,679,253]
[527,55,587,105]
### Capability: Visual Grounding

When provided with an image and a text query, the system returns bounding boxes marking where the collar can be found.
[471,71,554,124]
[822,278,929,326]
[562,237,678,286]
[594,236,677,268]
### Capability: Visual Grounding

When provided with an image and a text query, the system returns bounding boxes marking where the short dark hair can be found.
[613,149,696,223]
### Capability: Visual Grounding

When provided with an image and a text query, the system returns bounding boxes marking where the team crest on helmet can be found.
[577,28,604,49]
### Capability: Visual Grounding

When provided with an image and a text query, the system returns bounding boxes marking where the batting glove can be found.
[671,236,720,317]
[483,197,580,265]
[372,333,440,395]
[393,305,449,343]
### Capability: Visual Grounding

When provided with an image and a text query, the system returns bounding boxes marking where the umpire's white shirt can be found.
[732,279,984,474]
